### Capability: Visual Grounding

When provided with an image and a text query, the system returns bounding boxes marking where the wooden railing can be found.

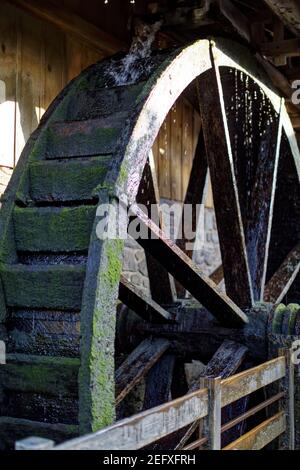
[16,349,295,451]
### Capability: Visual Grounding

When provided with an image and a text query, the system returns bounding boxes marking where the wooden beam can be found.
[223,412,286,450]
[115,338,170,405]
[198,63,254,309]
[56,387,209,450]
[264,242,300,303]
[255,53,300,112]
[130,204,249,327]
[263,0,300,38]
[7,0,124,54]
[221,356,285,407]
[143,354,175,411]
[219,0,251,43]
[261,39,300,58]
[118,275,175,324]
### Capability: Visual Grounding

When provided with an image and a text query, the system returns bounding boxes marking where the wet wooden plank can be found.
[223,412,286,450]
[118,275,175,324]
[244,103,283,301]
[130,204,248,327]
[198,66,253,309]
[143,354,175,410]
[264,242,300,303]
[115,338,170,405]
[56,387,209,450]
[221,357,286,408]
[192,341,247,390]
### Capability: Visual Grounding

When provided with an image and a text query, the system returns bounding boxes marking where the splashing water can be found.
[106,20,162,86]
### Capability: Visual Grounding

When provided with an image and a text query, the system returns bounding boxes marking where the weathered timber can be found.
[266,132,300,303]
[176,340,248,449]
[13,206,96,252]
[263,0,300,37]
[143,354,175,410]
[219,0,251,43]
[132,302,271,362]
[55,388,209,450]
[278,349,295,450]
[118,275,175,324]
[220,62,284,300]
[221,356,286,407]
[264,243,300,303]
[261,39,300,58]
[223,411,286,450]
[0,354,79,396]
[191,341,247,390]
[0,264,85,310]
[44,119,121,159]
[130,204,248,327]
[6,309,80,357]
[29,156,110,202]
[115,338,170,405]
[70,82,146,122]
[198,65,253,308]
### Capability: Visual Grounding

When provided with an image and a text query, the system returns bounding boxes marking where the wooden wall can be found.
[153,98,202,202]
[0,1,106,187]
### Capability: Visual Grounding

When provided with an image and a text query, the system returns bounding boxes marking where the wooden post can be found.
[15,437,55,450]
[202,377,222,450]
[279,348,295,450]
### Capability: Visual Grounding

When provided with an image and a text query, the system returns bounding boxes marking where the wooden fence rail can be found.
[15,349,295,451]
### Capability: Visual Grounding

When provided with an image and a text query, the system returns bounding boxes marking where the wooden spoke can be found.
[220,62,285,301]
[137,154,175,304]
[119,275,176,324]
[246,106,283,301]
[129,203,248,327]
[265,131,300,304]
[143,354,175,411]
[115,338,170,406]
[264,242,300,303]
[198,62,253,309]
[176,340,248,449]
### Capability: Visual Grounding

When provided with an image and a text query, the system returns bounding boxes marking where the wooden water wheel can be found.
[0,38,299,450]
